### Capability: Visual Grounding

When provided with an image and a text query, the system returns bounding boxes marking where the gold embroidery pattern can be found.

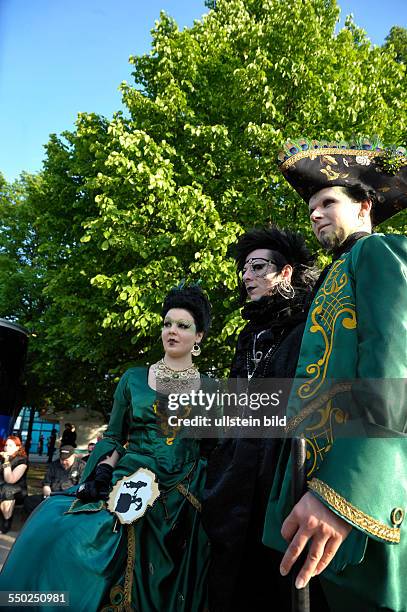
[176,483,202,512]
[285,258,355,473]
[309,478,401,543]
[298,258,356,400]
[100,584,124,612]
[280,148,382,170]
[124,525,135,610]
[285,382,351,434]
[99,585,127,612]
[304,400,348,476]
[153,400,191,445]
[99,527,136,612]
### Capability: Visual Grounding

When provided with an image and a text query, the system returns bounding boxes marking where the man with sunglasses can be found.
[203,227,322,611]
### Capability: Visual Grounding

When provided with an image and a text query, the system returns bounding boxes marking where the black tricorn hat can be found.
[278,138,407,224]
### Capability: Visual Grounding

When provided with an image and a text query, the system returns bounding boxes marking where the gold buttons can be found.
[391,507,404,526]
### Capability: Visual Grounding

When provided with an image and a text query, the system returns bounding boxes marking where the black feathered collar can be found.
[241,291,310,329]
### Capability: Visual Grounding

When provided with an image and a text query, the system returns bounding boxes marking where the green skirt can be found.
[0,460,209,612]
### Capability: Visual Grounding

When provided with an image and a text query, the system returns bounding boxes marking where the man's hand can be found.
[280,491,352,588]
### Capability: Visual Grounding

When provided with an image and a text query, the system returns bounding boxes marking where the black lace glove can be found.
[76,463,113,501]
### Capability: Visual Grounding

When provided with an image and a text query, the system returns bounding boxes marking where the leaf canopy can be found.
[1,0,405,416]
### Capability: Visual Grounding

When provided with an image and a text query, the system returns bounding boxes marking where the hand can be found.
[280,492,352,589]
[42,485,52,498]
[76,463,113,502]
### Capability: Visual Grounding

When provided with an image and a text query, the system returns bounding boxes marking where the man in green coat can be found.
[263,139,407,611]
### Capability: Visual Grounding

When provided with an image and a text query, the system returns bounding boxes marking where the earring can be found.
[191,343,201,357]
[276,278,295,300]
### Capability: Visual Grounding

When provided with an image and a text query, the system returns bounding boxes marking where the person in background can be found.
[37,434,44,456]
[47,428,57,463]
[24,446,85,515]
[82,442,96,463]
[61,423,77,448]
[0,436,28,533]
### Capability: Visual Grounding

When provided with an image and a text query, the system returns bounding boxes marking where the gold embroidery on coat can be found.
[285,258,355,473]
[285,382,351,433]
[304,400,348,476]
[298,258,356,400]
[309,478,401,543]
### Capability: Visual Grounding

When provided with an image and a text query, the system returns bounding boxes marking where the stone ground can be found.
[0,454,48,570]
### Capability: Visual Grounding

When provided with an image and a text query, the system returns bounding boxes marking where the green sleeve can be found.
[353,234,407,382]
[103,372,132,443]
[309,435,406,539]
[351,235,407,432]
[81,371,131,481]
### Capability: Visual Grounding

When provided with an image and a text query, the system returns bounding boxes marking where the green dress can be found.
[0,368,209,612]
[263,234,407,611]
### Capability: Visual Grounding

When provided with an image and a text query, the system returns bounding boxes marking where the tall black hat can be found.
[278,138,407,224]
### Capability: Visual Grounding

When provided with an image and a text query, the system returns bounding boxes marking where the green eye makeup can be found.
[163,318,196,332]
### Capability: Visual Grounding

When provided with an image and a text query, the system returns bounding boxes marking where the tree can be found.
[384,26,407,64]
[0,171,117,417]
[0,173,45,324]
[1,0,406,414]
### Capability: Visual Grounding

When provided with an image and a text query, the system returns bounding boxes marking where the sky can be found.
[0,0,406,182]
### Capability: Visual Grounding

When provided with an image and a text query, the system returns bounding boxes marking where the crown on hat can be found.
[278,137,406,169]
[277,137,407,224]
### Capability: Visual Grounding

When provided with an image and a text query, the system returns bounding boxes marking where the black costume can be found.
[42,457,85,491]
[203,292,311,611]
[0,455,28,501]
[61,428,77,448]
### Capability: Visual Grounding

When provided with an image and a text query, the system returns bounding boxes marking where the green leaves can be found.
[384,26,407,64]
[1,0,406,414]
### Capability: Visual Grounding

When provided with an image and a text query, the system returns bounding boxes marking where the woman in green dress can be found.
[0,285,212,612]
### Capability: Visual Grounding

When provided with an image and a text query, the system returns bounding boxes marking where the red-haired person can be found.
[0,436,28,533]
